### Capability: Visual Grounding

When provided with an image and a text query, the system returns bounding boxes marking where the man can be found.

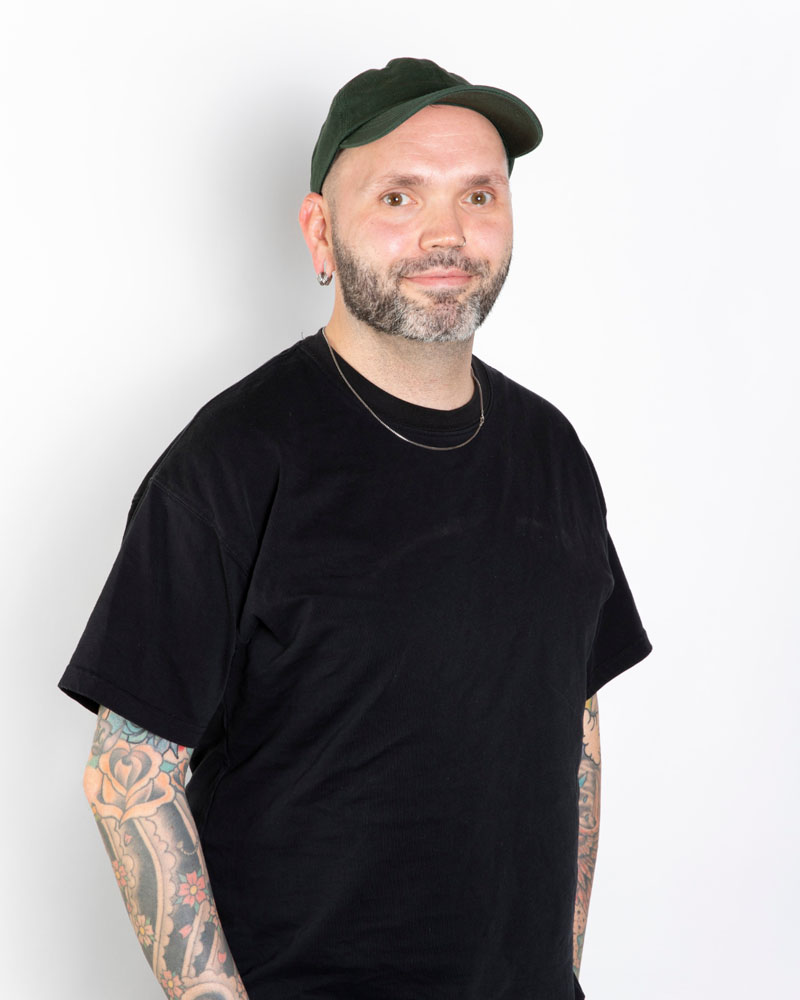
[60,58,651,1000]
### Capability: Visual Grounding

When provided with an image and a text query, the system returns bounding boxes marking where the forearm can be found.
[573,693,601,978]
[83,707,249,1000]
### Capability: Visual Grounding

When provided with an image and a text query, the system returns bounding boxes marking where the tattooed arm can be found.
[573,693,601,980]
[83,706,249,1000]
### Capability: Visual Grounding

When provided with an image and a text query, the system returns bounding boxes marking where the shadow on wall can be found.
[210,92,335,361]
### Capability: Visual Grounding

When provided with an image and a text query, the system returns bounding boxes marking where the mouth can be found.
[402,269,474,289]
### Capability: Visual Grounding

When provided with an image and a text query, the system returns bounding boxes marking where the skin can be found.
[574,694,601,978]
[83,707,250,1000]
[299,104,514,410]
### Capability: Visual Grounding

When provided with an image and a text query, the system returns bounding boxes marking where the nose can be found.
[419,200,466,252]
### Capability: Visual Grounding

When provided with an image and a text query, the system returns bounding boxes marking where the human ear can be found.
[298,193,334,278]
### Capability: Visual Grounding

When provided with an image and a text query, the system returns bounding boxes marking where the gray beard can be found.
[331,232,512,344]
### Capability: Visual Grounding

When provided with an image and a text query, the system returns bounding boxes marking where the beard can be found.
[330,230,512,344]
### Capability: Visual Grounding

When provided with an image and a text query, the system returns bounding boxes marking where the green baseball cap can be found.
[310,57,543,194]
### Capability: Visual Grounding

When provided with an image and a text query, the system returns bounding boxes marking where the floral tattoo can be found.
[573,693,601,979]
[85,707,249,1000]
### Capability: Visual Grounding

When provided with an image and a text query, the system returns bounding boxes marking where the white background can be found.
[2,2,798,997]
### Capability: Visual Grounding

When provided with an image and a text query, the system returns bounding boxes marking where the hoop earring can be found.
[317,269,332,286]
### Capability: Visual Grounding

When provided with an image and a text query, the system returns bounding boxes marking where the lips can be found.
[410,269,471,277]
[402,269,474,286]
[402,266,472,277]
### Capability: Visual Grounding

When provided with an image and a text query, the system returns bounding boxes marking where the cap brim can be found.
[339,84,543,158]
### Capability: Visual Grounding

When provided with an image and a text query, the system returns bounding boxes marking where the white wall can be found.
[3,2,797,997]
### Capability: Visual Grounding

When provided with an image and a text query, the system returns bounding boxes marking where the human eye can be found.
[466,190,493,206]
[382,191,412,207]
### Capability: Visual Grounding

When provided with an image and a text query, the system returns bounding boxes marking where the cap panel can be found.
[309,58,542,193]
[340,86,542,156]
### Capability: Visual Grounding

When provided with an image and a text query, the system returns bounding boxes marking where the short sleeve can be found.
[58,477,247,747]
[585,532,652,698]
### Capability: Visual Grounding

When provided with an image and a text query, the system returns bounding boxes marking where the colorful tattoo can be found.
[84,707,249,1000]
[573,694,601,979]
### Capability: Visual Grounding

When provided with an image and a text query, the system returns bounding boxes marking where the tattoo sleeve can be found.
[573,693,601,980]
[83,707,249,1000]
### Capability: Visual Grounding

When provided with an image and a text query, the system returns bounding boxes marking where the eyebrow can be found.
[369,172,509,190]
[464,174,510,188]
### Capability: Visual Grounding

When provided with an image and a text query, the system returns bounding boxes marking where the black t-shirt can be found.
[60,331,651,1000]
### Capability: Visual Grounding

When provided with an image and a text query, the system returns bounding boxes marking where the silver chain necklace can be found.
[322,329,485,452]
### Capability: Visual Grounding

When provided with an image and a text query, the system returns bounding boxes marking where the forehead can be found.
[331,105,509,190]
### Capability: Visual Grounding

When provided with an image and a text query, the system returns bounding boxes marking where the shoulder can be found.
[478,357,584,446]
[479,357,606,511]
[127,338,317,553]
[184,338,314,443]
[152,339,313,472]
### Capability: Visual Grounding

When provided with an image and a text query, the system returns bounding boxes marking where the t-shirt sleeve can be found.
[58,477,247,747]
[585,531,652,698]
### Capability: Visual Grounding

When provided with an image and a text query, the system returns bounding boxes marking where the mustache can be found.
[392,251,491,279]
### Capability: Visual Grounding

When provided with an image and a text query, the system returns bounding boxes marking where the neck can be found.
[322,308,475,410]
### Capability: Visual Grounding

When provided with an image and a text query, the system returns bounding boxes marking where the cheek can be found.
[357,217,416,259]
[468,217,513,260]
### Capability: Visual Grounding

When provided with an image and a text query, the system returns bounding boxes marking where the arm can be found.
[83,706,249,1000]
[573,692,601,979]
